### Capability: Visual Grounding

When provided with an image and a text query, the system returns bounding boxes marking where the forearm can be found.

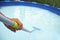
[0,12,23,32]
[0,12,14,26]
[0,12,10,19]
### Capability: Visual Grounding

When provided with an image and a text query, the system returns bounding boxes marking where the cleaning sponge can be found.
[12,21,18,29]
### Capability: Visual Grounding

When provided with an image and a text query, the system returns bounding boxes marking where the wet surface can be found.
[0,6,60,40]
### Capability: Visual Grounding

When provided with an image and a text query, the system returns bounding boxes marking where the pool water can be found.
[0,6,60,40]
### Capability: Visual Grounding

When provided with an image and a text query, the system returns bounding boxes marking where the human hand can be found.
[4,18,23,32]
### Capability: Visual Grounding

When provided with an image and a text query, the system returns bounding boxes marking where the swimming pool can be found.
[0,2,60,40]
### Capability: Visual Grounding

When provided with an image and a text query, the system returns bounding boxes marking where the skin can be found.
[0,12,23,32]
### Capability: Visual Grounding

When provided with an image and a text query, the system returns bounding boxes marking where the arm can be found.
[0,12,23,32]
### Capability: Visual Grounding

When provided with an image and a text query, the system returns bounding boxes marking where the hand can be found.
[4,18,23,32]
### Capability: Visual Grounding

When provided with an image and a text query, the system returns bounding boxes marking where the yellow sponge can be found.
[12,21,18,29]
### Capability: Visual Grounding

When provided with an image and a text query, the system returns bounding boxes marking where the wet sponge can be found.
[12,21,18,29]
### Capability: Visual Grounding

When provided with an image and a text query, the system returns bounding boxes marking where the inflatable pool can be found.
[0,2,60,40]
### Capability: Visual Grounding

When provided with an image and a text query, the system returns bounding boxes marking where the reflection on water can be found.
[0,6,60,40]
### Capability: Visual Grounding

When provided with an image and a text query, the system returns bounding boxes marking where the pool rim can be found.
[0,2,60,15]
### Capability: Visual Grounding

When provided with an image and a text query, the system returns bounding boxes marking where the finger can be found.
[10,18,23,30]
[14,18,23,30]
